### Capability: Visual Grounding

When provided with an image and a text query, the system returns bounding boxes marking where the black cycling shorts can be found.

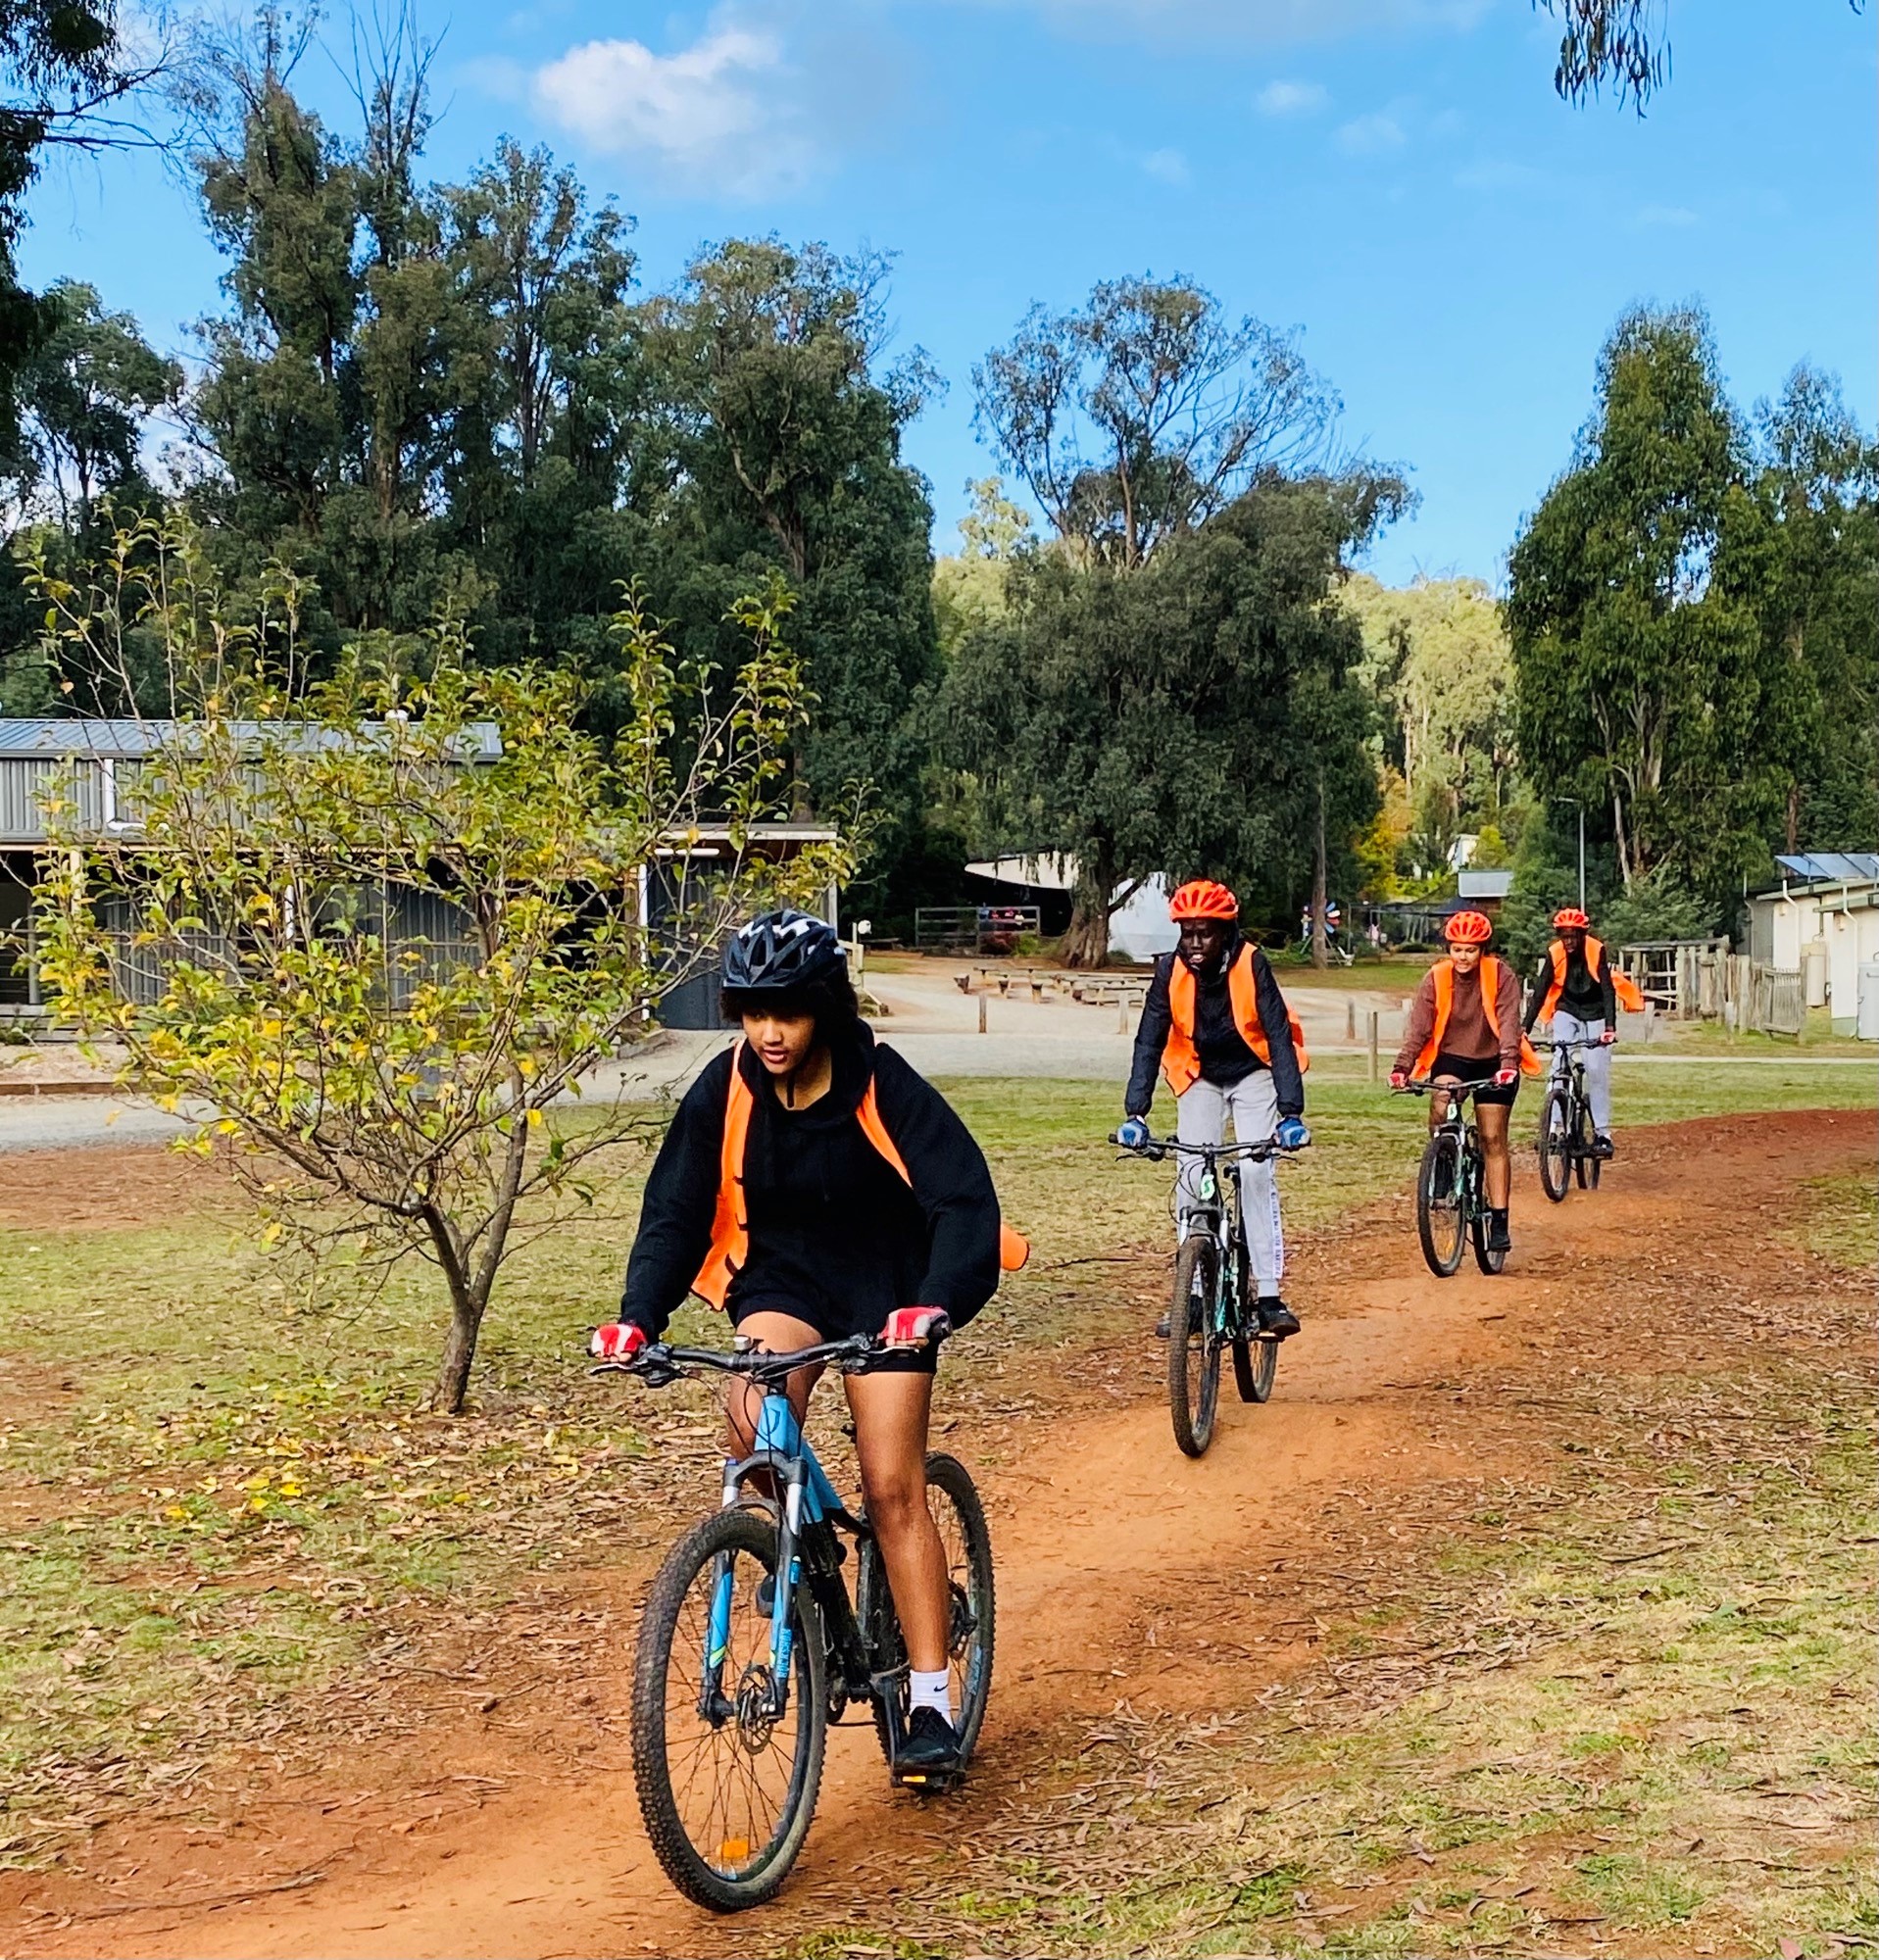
[727,1293,938,1376]
[1430,1050,1519,1106]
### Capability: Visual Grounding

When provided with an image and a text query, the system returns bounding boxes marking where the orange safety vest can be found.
[1162,943,1309,1096]
[1541,935,1646,1019]
[1413,956,1543,1079]
[691,1046,1029,1309]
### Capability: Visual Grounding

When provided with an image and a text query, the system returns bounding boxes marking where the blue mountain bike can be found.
[598,1333,994,1912]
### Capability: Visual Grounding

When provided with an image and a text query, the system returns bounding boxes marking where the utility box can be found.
[1857,962,1879,1042]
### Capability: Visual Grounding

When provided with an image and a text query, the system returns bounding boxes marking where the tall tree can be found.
[940,470,1402,964]
[1507,306,1780,911]
[188,18,477,637]
[1744,365,1879,854]
[638,238,939,880]
[9,277,180,536]
[1343,574,1517,869]
[972,276,1339,570]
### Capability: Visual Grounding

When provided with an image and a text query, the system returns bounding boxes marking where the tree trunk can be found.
[424,1204,489,1415]
[1063,858,1114,968]
[1611,789,1633,889]
[1310,773,1329,970]
[432,1285,486,1416]
[1785,780,1801,854]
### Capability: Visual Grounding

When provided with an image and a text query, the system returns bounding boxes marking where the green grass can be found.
[899,1357,1874,1957]
[0,1061,1869,1879]
[1790,1171,1876,1271]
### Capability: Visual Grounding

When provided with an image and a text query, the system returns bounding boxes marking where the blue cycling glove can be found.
[1115,1116,1151,1150]
[1277,1116,1310,1151]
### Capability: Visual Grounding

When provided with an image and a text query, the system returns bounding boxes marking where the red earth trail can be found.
[5,1107,1868,1958]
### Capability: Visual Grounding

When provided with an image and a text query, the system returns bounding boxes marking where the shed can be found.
[1744,853,1879,1036]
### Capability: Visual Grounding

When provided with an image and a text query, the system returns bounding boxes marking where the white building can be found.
[1745,853,1879,1037]
[962,855,1177,960]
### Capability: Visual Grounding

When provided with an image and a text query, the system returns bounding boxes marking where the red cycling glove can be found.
[590,1322,648,1361]
[1599,1029,1617,1046]
[1389,1069,1408,1090]
[883,1307,951,1348]
[1494,1068,1517,1088]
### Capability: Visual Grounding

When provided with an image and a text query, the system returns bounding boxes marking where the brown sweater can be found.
[1395,958,1524,1076]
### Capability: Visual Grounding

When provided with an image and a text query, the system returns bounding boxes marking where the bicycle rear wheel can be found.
[1232,1333,1276,1403]
[1168,1234,1222,1456]
[865,1451,996,1780]
[1416,1132,1467,1277]
[1470,1202,1508,1274]
[1575,1100,1602,1190]
[1538,1085,1572,1202]
[632,1506,826,1912]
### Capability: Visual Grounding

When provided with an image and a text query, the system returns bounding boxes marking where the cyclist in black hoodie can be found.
[590,911,1017,1778]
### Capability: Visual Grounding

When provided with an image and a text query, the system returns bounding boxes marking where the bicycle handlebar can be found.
[592,1330,919,1390]
[1530,1037,1592,1054]
[1109,1133,1297,1164]
[1392,1076,1502,1098]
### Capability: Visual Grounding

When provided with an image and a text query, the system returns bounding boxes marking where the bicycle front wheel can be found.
[1538,1086,1572,1203]
[1575,1100,1602,1190]
[1168,1234,1222,1456]
[632,1505,826,1913]
[1416,1132,1467,1277]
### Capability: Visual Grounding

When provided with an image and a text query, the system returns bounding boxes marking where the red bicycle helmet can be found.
[1553,906,1591,929]
[1444,909,1493,945]
[1168,879,1239,921]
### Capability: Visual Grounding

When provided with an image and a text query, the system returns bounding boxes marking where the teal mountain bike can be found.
[1113,1133,1301,1457]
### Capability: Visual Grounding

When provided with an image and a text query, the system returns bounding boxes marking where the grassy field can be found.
[0,1061,1872,1885]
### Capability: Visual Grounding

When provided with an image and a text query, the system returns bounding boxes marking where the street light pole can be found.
[1551,795,1587,912]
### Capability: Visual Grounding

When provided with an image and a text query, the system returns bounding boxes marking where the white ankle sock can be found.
[909,1668,954,1723]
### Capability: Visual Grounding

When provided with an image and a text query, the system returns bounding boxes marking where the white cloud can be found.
[938,0,1493,45]
[1635,202,1699,228]
[1336,111,1407,155]
[1142,146,1191,184]
[1257,78,1329,116]
[532,18,815,196]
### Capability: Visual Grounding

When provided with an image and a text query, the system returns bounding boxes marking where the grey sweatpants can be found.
[1551,1011,1611,1130]
[1174,1071,1284,1294]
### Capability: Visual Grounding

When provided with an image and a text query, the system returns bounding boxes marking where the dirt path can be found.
[7,1109,1869,1958]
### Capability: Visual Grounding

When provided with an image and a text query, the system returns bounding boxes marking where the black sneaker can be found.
[1487,1208,1511,1253]
[1593,1133,1615,1159]
[896,1704,962,1782]
[1155,1312,1171,1340]
[1257,1298,1301,1340]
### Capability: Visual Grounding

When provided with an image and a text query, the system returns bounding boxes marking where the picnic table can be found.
[953,965,1150,1008]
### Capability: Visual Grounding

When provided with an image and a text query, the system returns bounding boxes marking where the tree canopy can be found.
[972,277,1339,571]
[939,469,1404,963]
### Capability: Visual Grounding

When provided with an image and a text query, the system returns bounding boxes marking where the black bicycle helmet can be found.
[720,909,845,991]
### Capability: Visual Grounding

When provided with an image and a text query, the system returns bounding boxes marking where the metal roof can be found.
[0,716,502,760]
[1774,852,1879,885]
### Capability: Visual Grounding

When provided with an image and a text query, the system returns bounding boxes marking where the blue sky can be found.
[24,0,1876,586]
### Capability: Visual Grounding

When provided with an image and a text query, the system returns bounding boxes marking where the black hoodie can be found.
[619,1021,1003,1341]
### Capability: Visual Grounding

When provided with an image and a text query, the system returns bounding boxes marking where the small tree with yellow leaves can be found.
[31,516,852,1411]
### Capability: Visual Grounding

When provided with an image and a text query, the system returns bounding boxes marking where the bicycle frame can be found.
[1400,1078,1496,1216]
[1121,1135,1291,1341]
[607,1336,902,1737]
